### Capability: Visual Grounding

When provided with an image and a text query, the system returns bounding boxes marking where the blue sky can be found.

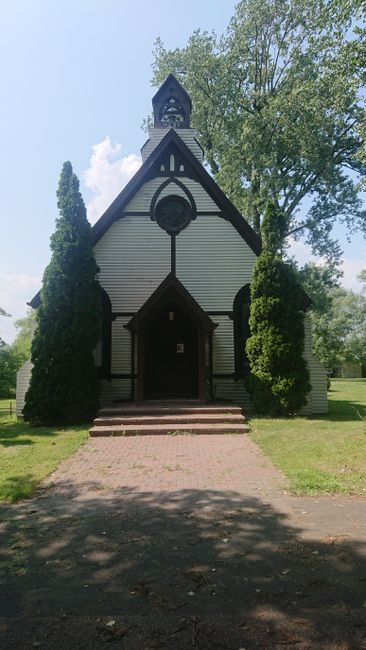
[0,1,365,343]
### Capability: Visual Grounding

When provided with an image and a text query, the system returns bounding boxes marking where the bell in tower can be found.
[152,74,192,129]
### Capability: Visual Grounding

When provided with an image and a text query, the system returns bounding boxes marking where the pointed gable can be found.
[92,128,261,256]
[126,273,217,332]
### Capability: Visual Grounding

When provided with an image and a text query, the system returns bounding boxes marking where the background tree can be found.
[295,262,341,315]
[0,306,10,347]
[295,264,366,370]
[12,309,37,360]
[152,0,366,260]
[24,162,101,425]
[245,202,310,415]
[0,345,20,397]
[358,269,366,292]
[309,286,366,369]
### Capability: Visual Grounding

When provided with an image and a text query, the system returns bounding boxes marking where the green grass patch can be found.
[0,399,89,502]
[249,379,366,495]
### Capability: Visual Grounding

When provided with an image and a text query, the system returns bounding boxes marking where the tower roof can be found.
[152,74,192,128]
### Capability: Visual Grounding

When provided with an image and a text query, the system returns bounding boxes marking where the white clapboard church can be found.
[17,75,327,429]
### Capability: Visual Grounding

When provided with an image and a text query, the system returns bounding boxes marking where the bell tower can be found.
[152,74,192,128]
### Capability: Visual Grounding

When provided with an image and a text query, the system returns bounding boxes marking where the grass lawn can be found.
[250,379,366,495]
[0,399,89,503]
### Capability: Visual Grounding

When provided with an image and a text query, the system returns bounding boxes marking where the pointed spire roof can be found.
[152,74,192,128]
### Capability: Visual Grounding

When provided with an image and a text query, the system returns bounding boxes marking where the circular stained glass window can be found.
[155,195,192,235]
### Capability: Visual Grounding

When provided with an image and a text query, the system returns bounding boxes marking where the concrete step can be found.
[94,413,246,426]
[89,422,249,437]
[98,404,243,417]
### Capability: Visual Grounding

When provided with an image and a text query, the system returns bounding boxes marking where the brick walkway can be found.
[2,434,366,648]
[45,434,287,497]
[44,434,366,543]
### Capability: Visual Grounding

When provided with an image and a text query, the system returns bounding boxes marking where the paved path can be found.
[1,434,366,649]
[45,435,287,496]
[45,435,366,543]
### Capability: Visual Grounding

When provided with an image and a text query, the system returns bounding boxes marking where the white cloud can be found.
[0,273,41,344]
[340,258,365,292]
[287,237,365,292]
[286,237,322,267]
[83,137,141,224]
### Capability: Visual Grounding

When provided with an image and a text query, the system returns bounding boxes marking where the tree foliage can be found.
[245,203,310,415]
[0,309,35,397]
[12,309,37,360]
[296,263,366,368]
[0,306,10,347]
[311,287,366,368]
[152,0,366,259]
[0,346,21,397]
[296,261,341,314]
[24,162,101,425]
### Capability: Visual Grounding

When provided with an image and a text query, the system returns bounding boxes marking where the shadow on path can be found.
[0,484,365,649]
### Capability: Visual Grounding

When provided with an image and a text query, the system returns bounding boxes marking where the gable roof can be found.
[92,127,262,254]
[29,128,262,309]
[151,74,192,112]
[126,273,217,333]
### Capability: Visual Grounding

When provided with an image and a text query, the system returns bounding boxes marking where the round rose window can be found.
[155,195,192,235]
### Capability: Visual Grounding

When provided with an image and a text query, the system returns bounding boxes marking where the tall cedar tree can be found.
[245,202,311,415]
[24,162,101,424]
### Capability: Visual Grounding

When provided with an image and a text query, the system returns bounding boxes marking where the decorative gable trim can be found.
[29,129,262,308]
[92,128,262,255]
[126,273,217,333]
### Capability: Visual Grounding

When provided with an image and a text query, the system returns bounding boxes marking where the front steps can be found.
[89,402,249,437]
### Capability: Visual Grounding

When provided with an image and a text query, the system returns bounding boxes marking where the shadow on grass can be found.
[0,419,57,447]
[252,396,366,423]
[0,484,365,648]
[318,398,366,423]
[1,474,38,502]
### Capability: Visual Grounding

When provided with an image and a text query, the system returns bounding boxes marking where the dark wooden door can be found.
[144,302,198,399]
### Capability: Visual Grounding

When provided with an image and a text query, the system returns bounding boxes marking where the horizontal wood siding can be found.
[100,379,131,405]
[302,316,328,414]
[142,129,203,162]
[94,217,170,311]
[124,177,219,213]
[213,378,251,410]
[16,360,33,416]
[176,216,256,310]
[111,317,131,373]
[213,317,234,374]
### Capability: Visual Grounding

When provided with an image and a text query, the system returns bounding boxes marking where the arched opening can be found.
[233,284,251,378]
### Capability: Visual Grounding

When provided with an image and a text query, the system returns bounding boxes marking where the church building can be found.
[16,75,327,419]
